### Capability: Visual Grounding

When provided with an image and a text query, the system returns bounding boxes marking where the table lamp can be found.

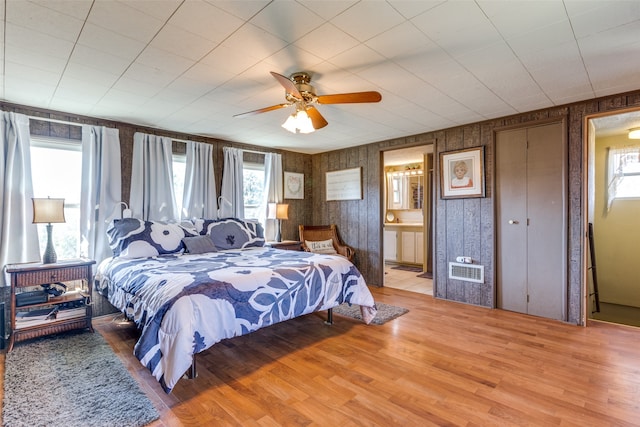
[32,197,66,264]
[267,203,289,242]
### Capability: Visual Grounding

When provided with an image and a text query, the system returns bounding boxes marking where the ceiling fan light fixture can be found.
[629,127,640,139]
[282,109,314,134]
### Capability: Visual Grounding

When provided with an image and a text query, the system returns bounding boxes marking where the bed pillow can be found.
[196,217,265,250]
[305,239,337,255]
[182,235,218,254]
[107,218,195,258]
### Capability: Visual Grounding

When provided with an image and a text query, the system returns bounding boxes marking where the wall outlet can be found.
[456,256,465,263]
[456,256,473,264]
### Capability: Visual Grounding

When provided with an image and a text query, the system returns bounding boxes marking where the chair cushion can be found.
[305,239,337,255]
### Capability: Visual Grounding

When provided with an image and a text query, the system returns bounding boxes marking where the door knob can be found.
[508,220,519,225]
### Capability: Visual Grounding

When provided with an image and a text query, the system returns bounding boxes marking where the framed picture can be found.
[326,167,362,201]
[284,172,304,199]
[440,146,485,199]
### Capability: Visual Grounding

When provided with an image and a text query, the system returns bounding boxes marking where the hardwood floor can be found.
[5,286,640,426]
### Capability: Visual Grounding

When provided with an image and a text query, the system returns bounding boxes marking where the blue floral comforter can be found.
[96,247,376,393]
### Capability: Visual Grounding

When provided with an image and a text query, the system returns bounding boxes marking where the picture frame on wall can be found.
[284,171,304,199]
[440,146,485,199]
[325,167,362,201]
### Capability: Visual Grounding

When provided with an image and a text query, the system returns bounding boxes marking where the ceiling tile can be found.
[5,22,74,59]
[331,1,405,42]
[250,0,324,43]
[478,0,567,39]
[295,23,360,61]
[169,0,244,43]
[69,45,131,77]
[4,43,67,74]
[366,21,435,60]
[6,0,85,41]
[63,62,120,88]
[29,0,92,20]
[150,24,217,61]
[4,61,60,86]
[387,0,445,19]
[207,0,271,21]
[87,1,166,43]
[77,23,146,61]
[119,0,182,21]
[566,0,640,38]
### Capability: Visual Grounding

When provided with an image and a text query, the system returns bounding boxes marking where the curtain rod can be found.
[223,146,267,155]
[27,115,81,127]
[26,117,270,155]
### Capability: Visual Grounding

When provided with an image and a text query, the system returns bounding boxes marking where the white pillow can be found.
[305,239,337,255]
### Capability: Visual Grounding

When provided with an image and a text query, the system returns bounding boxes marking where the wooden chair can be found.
[298,224,355,262]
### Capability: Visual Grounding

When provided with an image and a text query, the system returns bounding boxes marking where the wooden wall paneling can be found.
[567,105,588,324]
[7,88,640,324]
[363,144,379,284]
[480,122,495,307]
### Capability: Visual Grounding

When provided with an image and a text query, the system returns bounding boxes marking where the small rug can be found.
[417,271,433,279]
[3,331,159,427]
[391,265,422,273]
[332,302,409,325]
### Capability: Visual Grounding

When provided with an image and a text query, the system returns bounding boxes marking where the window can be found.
[243,162,265,220]
[172,153,186,215]
[611,148,640,198]
[30,136,82,259]
[607,147,640,209]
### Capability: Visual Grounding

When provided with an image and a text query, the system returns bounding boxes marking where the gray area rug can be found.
[332,302,409,325]
[3,331,159,427]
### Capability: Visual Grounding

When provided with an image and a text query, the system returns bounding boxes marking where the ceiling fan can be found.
[233,71,382,134]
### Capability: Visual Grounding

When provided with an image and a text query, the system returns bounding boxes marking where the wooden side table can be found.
[267,240,302,251]
[5,258,96,352]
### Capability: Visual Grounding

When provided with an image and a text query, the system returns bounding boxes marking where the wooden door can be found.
[496,122,566,320]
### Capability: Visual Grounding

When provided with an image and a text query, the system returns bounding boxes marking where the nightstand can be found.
[267,240,302,251]
[5,258,96,352]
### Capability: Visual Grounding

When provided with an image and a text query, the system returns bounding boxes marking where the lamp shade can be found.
[282,110,315,134]
[267,203,289,220]
[629,127,640,139]
[32,198,66,224]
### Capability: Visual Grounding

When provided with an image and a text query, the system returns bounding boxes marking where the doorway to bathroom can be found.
[382,145,434,295]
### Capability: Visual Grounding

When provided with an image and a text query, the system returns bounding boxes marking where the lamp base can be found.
[42,223,57,264]
[275,220,282,242]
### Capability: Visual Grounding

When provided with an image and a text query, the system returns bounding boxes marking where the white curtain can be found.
[80,125,121,266]
[259,153,283,241]
[0,112,40,285]
[182,141,217,220]
[220,147,244,218]
[130,133,177,221]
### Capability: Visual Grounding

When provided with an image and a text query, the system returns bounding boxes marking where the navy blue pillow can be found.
[107,218,196,258]
[195,218,265,250]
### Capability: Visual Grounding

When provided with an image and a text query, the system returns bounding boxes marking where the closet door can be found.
[496,122,566,321]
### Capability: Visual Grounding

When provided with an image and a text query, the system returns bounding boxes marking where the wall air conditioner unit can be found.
[448,262,484,283]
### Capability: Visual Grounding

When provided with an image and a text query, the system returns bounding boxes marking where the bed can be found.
[96,217,377,393]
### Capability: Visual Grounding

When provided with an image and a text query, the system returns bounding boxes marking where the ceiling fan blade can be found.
[306,106,328,130]
[233,103,290,118]
[270,71,303,99]
[316,91,382,104]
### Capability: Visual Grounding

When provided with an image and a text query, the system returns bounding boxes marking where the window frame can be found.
[30,135,83,259]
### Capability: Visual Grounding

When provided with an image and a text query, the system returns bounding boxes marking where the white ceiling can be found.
[2,0,640,154]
